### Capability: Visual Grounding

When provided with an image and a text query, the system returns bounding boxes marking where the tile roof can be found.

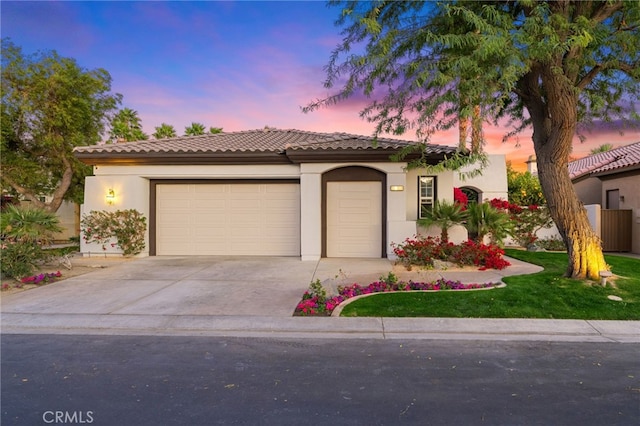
[74,128,457,164]
[568,141,640,180]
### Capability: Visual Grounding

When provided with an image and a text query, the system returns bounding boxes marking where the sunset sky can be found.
[3,1,638,170]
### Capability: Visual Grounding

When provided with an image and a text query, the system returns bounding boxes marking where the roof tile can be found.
[569,141,640,180]
[74,128,457,156]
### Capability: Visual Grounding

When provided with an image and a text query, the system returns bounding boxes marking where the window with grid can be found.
[418,176,436,219]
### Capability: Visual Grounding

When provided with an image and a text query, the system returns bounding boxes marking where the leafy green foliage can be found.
[417,200,467,242]
[1,204,63,245]
[152,123,177,139]
[184,122,206,136]
[589,143,614,154]
[81,209,147,256]
[1,39,121,210]
[465,202,513,244]
[109,108,148,142]
[507,164,546,206]
[0,205,63,278]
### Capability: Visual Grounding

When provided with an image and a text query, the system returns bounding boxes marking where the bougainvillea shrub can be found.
[392,236,511,270]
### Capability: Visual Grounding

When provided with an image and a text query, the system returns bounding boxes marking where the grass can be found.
[339,249,640,320]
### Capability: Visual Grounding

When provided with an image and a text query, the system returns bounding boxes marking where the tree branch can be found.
[0,174,46,210]
[576,64,603,90]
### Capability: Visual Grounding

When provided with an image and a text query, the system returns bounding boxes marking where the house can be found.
[568,141,640,254]
[74,129,507,260]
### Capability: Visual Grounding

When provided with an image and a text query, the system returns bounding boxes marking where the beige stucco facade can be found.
[80,155,508,259]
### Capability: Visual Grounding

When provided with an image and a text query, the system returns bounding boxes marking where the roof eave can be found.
[285,148,454,164]
[75,151,292,166]
[590,163,640,178]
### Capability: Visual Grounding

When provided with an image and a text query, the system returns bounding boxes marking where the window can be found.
[418,176,436,219]
[460,187,480,204]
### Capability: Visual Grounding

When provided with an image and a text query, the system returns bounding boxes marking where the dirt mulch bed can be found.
[1,254,133,295]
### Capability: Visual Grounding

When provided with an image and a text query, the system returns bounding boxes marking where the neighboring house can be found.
[568,141,640,254]
[74,129,507,260]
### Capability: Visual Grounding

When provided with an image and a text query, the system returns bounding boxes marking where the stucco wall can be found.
[453,154,508,202]
[81,175,150,256]
[80,158,510,259]
[574,177,602,206]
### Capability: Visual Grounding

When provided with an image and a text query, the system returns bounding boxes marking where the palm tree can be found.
[152,123,177,139]
[465,202,512,245]
[109,108,148,142]
[417,200,467,243]
[1,204,62,245]
[184,122,206,136]
[209,127,223,134]
[590,143,614,155]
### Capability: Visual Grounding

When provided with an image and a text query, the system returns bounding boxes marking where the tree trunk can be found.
[521,61,609,281]
[535,147,607,280]
[471,104,482,154]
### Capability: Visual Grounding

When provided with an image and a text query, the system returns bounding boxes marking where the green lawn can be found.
[338,249,640,320]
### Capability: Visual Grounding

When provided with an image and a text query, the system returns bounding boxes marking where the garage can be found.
[155,182,300,256]
[326,181,382,257]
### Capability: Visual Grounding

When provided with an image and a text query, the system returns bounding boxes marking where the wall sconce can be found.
[106,188,115,205]
[390,185,405,192]
[620,195,625,202]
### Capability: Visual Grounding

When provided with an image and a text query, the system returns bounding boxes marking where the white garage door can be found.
[327,181,382,258]
[156,183,300,256]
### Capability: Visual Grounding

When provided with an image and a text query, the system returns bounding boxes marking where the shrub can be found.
[0,205,62,278]
[1,241,42,278]
[81,209,147,256]
[417,200,467,243]
[536,236,567,251]
[466,202,513,244]
[392,236,510,270]
[488,199,554,247]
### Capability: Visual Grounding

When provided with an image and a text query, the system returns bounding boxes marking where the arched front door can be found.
[322,166,386,258]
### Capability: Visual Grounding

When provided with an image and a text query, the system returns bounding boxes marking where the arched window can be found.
[460,187,481,204]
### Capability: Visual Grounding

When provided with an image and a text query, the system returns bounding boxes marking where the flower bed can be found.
[294,276,501,316]
[21,271,62,284]
[392,236,511,270]
[2,271,63,291]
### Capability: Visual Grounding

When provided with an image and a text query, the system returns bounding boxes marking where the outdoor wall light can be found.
[106,188,115,205]
[390,185,405,192]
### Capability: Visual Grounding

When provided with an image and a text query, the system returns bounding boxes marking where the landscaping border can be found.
[331,282,507,317]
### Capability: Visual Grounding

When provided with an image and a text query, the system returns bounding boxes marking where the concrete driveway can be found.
[0,256,397,317]
[3,256,639,342]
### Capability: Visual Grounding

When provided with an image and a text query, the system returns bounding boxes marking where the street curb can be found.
[2,313,639,342]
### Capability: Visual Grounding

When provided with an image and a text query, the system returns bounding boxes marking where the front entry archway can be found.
[321,166,386,258]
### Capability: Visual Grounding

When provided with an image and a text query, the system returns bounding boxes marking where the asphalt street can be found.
[2,334,639,426]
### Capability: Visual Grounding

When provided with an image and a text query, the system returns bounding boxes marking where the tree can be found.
[152,123,176,139]
[109,107,148,142]
[209,127,223,134]
[307,1,639,280]
[184,122,206,136]
[507,163,546,206]
[590,143,614,154]
[1,39,121,212]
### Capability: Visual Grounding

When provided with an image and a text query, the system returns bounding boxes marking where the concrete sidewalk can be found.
[1,255,639,342]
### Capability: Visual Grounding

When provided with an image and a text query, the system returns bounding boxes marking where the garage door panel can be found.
[327,181,381,258]
[156,183,299,256]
